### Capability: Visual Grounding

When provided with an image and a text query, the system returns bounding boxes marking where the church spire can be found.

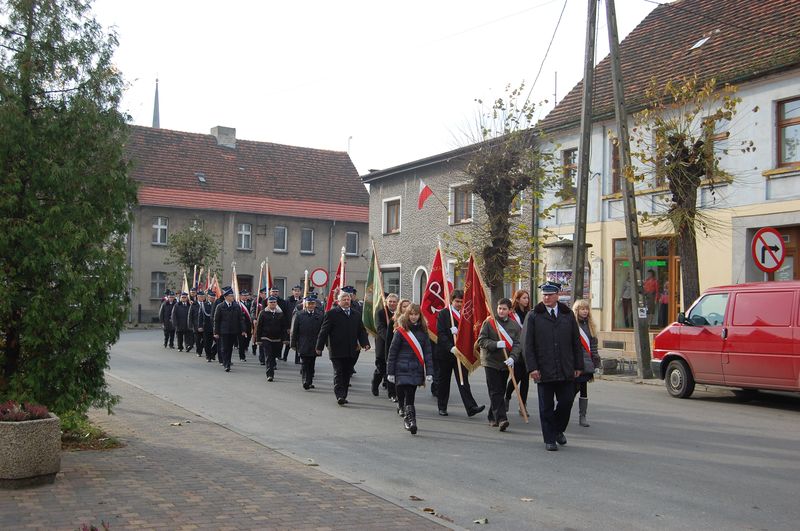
[152,78,160,128]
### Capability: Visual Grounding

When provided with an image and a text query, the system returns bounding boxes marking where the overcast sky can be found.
[93,0,658,175]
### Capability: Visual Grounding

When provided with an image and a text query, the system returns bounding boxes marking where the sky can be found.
[93,0,659,176]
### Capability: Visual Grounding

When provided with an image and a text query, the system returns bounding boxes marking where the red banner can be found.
[325,258,344,312]
[454,255,488,373]
[421,248,452,342]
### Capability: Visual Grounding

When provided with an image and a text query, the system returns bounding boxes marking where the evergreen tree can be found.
[0,0,137,415]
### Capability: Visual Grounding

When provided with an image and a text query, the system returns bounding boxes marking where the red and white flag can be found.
[417,179,434,210]
[421,247,453,342]
[325,251,345,312]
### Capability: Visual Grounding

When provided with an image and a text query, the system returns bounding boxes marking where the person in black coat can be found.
[256,296,286,381]
[315,291,370,405]
[188,291,205,357]
[237,290,253,362]
[387,304,434,435]
[284,285,303,362]
[505,289,531,413]
[523,282,584,451]
[291,295,323,389]
[171,292,191,351]
[213,288,247,372]
[158,291,177,348]
[195,290,216,362]
[435,290,485,418]
[372,294,398,398]
[186,287,197,351]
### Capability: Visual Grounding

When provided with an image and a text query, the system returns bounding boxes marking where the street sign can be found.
[310,268,328,287]
[751,227,785,273]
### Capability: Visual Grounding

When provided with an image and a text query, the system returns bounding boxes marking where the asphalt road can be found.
[108,330,800,530]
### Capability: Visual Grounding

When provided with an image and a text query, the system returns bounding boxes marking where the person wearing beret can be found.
[291,295,323,389]
[284,285,303,363]
[171,292,192,352]
[158,291,177,349]
[523,281,584,451]
[214,288,247,372]
[256,296,286,381]
[315,290,370,405]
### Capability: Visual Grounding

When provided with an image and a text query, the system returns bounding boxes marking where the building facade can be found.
[126,125,369,323]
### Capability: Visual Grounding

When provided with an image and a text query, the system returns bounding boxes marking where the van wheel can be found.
[732,389,759,402]
[665,360,695,398]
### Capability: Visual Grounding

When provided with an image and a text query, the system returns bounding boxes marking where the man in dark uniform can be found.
[251,288,266,355]
[316,291,370,405]
[255,296,286,381]
[212,287,228,364]
[185,287,197,352]
[195,290,215,361]
[237,289,253,362]
[372,293,398,398]
[158,291,177,348]
[171,292,191,351]
[435,289,485,417]
[189,290,206,356]
[524,281,584,451]
[283,285,303,363]
[340,285,362,374]
[214,287,246,372]
[291,295,323,389]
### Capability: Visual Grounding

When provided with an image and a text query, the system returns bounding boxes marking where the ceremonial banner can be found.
[325,249,345,312]
[362,245,385,336]
[454,255,489,373]
[421,247,452,342]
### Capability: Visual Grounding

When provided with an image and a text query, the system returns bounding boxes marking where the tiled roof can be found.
[126,125,369,222]
[137,186,368,222]
[539,0,800,133]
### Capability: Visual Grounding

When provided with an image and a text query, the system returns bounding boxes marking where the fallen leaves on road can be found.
[473,517,489,524]
[422,507,435,513]
[304,458,318,466]
[169,422,182,426]
[409,495,424,501]
[520,497,534,502]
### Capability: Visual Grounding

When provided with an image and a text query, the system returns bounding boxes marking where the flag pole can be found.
[474,257,528,423]
[371,239,389,325]
[192,265,197,291]
[303,269,309,298]
[439,239,465,386]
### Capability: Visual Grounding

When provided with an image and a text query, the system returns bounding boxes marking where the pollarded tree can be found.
[630,75,755,307]
[165,224,221,287]
[0,0,138,415]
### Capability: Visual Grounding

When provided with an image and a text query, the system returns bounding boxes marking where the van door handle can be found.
[721,327,728,340]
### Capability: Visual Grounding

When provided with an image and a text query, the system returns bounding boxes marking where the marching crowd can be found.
[158,281,601,451]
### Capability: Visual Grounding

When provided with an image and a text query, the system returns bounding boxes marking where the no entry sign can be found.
[751,227,785,273]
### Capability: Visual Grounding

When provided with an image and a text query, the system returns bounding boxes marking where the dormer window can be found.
[195,172,207,184]
[689,36,709,51]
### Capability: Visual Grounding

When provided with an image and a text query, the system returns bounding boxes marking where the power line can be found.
[641,0,800,41]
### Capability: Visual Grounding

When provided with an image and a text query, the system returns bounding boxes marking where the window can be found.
[152,217,168,245]
[778,97,800,167]
[560,148,577,200]
[237,223,252,250]
[300,228,314,254]
[382,268,400,295]
[688,293,728,326]
[451,185,473,224]
[611,139,622,193]
[150,272,167,299]
[274,226,287,252]
[732,291,792,327]
[384,198,400,234]
[272,277,286,299]
[453,262,467,291]
[345,232,359,256]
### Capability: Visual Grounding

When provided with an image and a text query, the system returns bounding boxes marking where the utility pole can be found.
[571,0,598,302]
[605,0,653,378]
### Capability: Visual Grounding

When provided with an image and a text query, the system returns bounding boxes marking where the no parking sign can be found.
[751,227,785,273]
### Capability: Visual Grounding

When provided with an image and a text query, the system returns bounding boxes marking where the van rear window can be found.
[732,291,793,327]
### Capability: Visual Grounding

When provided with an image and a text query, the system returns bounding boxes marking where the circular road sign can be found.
[751,227,785,274]
[310,268,329,287]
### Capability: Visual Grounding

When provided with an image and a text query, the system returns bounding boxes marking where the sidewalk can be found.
[0,377,446,530]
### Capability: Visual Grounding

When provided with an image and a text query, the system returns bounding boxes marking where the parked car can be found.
[651,281,800,398]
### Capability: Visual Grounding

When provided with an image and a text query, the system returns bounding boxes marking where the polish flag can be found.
[418,179,433,209]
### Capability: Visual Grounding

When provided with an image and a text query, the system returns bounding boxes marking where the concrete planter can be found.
[0,413,61,489]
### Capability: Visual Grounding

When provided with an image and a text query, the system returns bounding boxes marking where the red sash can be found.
[396,327,425,366]
[492,319,514,351]
[511,311,522,326]
[578,325,591,355]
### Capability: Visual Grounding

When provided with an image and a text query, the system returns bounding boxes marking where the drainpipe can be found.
[328,220,337,293]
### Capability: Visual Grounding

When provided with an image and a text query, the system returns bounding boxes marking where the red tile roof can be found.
[137,186,368,222]
[540,0,800,133]
[126,125,369,222]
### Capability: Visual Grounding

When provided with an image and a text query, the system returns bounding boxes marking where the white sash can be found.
[511,311,522,326]
[495,320,514,351]
[578,325,592,355]
[397,327,425,365]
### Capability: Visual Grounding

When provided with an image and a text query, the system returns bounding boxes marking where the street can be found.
[108,330,800,530]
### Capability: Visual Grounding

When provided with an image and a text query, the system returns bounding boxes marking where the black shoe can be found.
[178,348,183,352]
[303,383,310,390]
[489,420,499,427]
[260,361,265,365]
[309,384,315,389]
[197,353,202,357]
[468,405,486,417]
[438,410,448,416]
[337,397,347,406]
[282,357,288,362]
[556,432,567,445]
[225,367,231,372]
[164,344,167,348]
[206,359,212,363]
[170,345,175,349]
[267,376,273,382]
[390,396,397,403]
[499,419,510,432]
[545,443,558,451]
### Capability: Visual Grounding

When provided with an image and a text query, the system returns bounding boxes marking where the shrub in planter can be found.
[0,401,61,489]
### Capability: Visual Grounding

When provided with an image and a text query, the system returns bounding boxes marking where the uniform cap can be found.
[538,281,561,294]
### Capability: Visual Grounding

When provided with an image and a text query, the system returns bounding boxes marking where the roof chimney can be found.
[210,126,236,148]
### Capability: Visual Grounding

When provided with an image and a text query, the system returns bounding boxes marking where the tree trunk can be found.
[677,226,701,310]
[483,213,510,309]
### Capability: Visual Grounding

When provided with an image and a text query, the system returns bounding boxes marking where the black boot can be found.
[405,405,417,435]
[371,373,381,396]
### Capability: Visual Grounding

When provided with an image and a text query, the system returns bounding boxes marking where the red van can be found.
[651,281,800,398]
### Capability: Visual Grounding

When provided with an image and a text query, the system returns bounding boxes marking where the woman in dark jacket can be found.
[505,289,531,414]
[572,299,602,427]
[387,304,434,435]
